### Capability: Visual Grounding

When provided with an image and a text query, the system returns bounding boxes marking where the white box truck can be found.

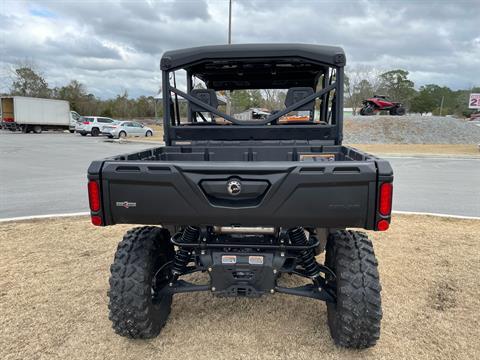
[0,96,82,133]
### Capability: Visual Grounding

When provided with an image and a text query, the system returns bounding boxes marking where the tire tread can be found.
[326,230,382,348]
[108,226,173,339]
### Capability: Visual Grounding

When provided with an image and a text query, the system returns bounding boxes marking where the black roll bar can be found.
[169,82,337,126]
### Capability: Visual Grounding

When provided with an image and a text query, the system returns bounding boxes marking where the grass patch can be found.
[348,143,479,156]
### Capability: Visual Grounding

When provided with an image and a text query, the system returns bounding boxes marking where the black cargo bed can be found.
[108,144,373,163]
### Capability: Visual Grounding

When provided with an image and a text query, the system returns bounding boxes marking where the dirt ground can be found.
[1,215,479,360]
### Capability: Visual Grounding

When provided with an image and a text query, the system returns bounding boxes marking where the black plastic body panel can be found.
[88,145,393,230]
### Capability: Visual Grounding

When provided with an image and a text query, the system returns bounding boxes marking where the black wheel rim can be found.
[151,260,172,305]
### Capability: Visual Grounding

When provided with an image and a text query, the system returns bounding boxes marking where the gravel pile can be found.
[343,115,480,144]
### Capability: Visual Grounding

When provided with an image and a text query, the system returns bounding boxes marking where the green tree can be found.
[111,90,131,118]
[410,84,440,114]
[10,66,51,98]
[54,80,88,112]
[378,69,416,106]
[134,96,155,117]
[230,89,264,113]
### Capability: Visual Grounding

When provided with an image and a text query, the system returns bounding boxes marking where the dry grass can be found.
[1,215,479,360]
[347,143,480,156]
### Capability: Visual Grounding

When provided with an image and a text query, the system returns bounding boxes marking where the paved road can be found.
[0,132,153,218]
[387,156,479,217]
[1,133,479,218]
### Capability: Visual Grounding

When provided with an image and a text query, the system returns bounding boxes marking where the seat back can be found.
[285,87,315,112]
[190,89,219,112]
[284,87,315,122]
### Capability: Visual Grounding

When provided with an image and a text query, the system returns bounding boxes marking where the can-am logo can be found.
[116,201,137,209]
[227,179,242,196]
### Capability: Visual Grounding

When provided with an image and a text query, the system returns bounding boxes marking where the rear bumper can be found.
[89,159,393,229]
[102,130,118,137]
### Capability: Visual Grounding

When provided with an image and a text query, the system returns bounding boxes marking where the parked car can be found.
[75,116,118,136]
[102,121,154,138]
[87,44,391,349]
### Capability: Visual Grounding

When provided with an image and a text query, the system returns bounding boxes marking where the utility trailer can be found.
[88,44,393,349]
[0,96,80,133]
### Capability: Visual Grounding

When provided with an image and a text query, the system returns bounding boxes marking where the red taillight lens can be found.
[83,121,90,124]
[91,215,102,226]
[379,182,393,216]
[88,180,101,212]
[377,219,389,231]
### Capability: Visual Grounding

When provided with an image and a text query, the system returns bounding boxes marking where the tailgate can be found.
[91,160,382,228]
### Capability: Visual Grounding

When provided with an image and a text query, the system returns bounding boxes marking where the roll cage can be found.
[160,44,346,145]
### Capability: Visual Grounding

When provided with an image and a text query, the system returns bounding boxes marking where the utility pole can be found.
[228,0,232,45]
[439,95,444,116]
[226,0,232,116]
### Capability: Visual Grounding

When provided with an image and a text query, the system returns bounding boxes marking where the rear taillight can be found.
[377,219,389,231]
[376,182,393,231]
[379,182,393,216]
[88,180,101,212]
[83,121,90,124]
[91,215,102,226]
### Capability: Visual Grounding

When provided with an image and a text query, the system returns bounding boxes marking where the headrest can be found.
[190,89,219,112]
[285,87,315,112]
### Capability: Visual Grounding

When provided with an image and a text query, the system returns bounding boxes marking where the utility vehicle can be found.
[360,94,406,116]
[87,44,393,349]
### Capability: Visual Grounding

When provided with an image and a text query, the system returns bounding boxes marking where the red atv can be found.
[360,95,406,116]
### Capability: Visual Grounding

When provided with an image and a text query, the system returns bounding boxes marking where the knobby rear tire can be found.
[325,230,382,349]
[108,226,174,339]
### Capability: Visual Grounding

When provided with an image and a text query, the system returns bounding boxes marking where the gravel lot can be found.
[344,115,480,144]
[1,214,479,360]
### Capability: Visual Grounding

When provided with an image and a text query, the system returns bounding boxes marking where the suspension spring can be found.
[172,226,200,277]
[288,227,321,278]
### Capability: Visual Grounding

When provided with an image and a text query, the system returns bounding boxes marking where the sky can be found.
[1,0,479,99]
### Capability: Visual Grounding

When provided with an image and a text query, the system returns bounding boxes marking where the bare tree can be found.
[345,65,383,115]
[262,89,286,110]
[9,60,52,98]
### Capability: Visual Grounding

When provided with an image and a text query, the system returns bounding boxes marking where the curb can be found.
[392,210,480,220]
[0,212,89,223]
